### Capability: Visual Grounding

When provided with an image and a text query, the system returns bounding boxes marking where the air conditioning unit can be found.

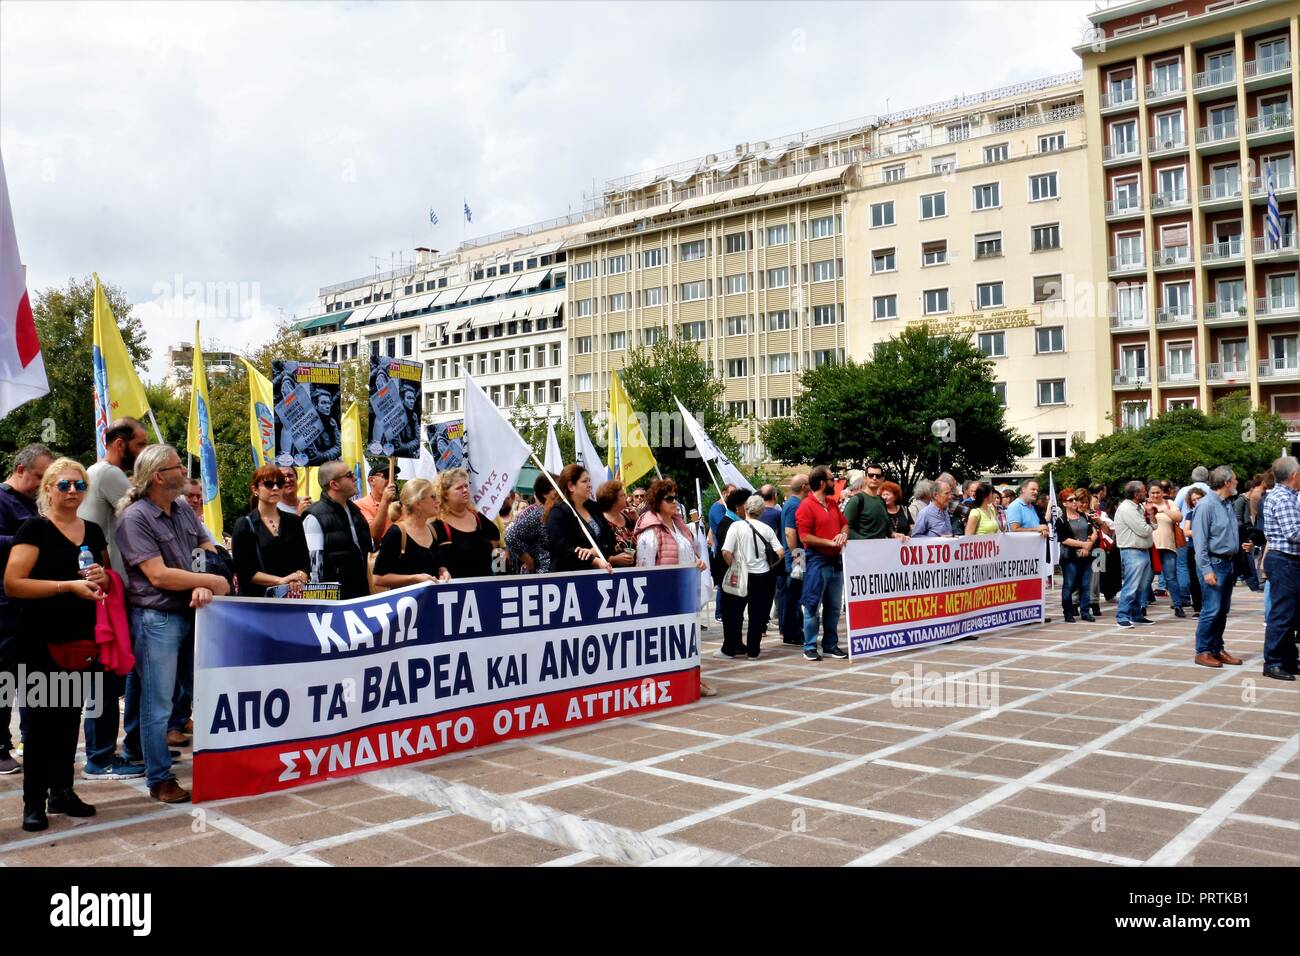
[1162,140,1175,149]
[1140,14,1157,27]
[1153,196,1166,207]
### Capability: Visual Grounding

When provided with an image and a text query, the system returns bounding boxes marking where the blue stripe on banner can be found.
[199,565,701,669]
[850,604,1042,657]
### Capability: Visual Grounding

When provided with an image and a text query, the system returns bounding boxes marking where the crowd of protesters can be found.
[0,416,1296,833]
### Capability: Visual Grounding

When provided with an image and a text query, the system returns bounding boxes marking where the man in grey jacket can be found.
[1191,466,1244,669]
[1114,480,1156,628]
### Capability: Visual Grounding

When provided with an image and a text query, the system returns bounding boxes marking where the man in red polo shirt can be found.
[796,465,849,661]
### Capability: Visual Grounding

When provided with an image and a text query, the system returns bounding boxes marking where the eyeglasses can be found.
[260,478,286,489]
[55,479,87,493]
[160,464,186,474]
[1064,497,1076,503]
[663,494,677,502]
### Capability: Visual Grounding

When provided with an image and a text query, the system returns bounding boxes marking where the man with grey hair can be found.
[1191,465,1244,669]
[303,460,373,600]
[908,479,931,523]
[1261,456,1300,680]
[1113,480,1156,628]
[780,474,809,644]
[0,443,52,775]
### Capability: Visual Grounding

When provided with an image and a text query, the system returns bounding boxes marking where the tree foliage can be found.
[509,399,576,472]
[1040,394,1287,493]
[762,324,1030,491]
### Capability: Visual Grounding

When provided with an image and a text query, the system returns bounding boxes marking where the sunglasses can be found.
[55,479,88,493]
[663,494,677,502]
[866,473,883,479]
[260,478,286,489]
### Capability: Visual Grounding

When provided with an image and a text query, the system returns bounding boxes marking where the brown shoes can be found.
[182,719,194,735]
[166,729,190,747]
[1215,650,1243,666]
[1194,652,1223,668]
[149,779,191,804]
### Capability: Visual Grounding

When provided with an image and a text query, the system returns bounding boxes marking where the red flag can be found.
[0,151,48,418]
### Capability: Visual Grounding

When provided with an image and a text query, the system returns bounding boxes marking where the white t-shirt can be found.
[77,460,132,576]
[722,517,783,575]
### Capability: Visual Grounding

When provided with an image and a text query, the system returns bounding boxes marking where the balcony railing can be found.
[1244,53,1292,80]
[1103,141,1140,162]
[1196,122,1238,145]
[1206,362,1250,383]
[1105,196,1144,217]
[1193,66,1235,90]
[1202,237,1245,262]
[1259,358,1300,379]
[1200,181,1243,202]
[1109,312,1148,330]
[1253,234,1299,256]
[1257,295,1299,316]
[1247,110,1294,136]
[1108,254,1145,273]
[1205,301,1249,321]
[1112,369,1150,387]
[1154,246,1193,267]
[1100,88,1138,110]
[1151,188,1191,210]
[1148,133,1187,153]
[1159,366,1199,385]
[1145,80,1185,100]
[1156,308,1195,327]
[1250,170,1297,195]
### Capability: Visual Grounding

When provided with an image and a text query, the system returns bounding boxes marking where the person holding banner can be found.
[595,481,637,568]
[4,458,108,831]
[231,465,310,597]
[374,478,451,587]
[545,464,614,573]
[1054,489,1098,623]
[721,495,784,659]
[303,461,374,600]
[354,463,396,544]
[432,467,501,579]
[964,483,1001,536]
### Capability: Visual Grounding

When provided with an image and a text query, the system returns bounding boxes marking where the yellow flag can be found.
[186,322,223,537]
[608,371,657,487]
[341,401,365,486]
[92,274,153,457]
[239,357,275,468]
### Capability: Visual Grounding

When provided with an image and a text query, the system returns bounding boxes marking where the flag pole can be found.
[529,451,604,558]
[147,408,164,444]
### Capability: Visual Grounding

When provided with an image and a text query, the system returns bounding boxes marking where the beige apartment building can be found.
[1077,0,1299,450]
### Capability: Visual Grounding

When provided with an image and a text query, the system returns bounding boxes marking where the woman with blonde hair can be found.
[430,467,501,579]
[5,458,109,831]
[373,477,450,587]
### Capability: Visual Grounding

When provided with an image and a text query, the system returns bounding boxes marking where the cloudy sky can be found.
[1,0,1099,382]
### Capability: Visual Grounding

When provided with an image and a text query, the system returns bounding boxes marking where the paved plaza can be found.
[1,588,1296,867]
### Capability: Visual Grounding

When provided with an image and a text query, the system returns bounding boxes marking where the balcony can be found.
[1244,52,1292,88]
[1204,301,1250,325]
[1108,253,1146,275]
[1102,141,1142,165]
[1252,234,1299,261]
[1206,362,1251,385]
[1196,121,1239,154]
[1148,133,1188,157]
[1145,79,1185,105]
[1105,196,1144,220]
[1250,169,1297,200]
[1256,295,1300,322]
[1151,188,1191,212]
[1100,88,1139,114]
[1247,110,1295,145]
[1199,181,1244,209]
[1193,66,1235,96]
[1202,237,1245,265]
[1155,308,1196,328]
[1112,369,1151,390]
[1159,366,1199,385]
[1258,358,1300,382]
[1153,245,1193,270]
[1109,312,1149,332]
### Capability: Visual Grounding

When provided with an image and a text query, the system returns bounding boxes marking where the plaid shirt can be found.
[1262,485,1300,557]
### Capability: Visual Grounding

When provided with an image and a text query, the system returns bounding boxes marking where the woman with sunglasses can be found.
[232,465,310,597]
[4,459,108,831]
[1053,488,1098,623]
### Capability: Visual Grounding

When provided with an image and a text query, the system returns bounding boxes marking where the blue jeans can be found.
[131,607,191,787]
[1157,549,1183,610]
[1262,553,1299,669]
[773,572,787,632]
[169,629,194,732]
[1176,544,1198,609]
[1194,558,1236,655]
[1240,550,1263,590]
[1061,558,1092,617]
[1117,549,1152,624]
[83,666,141,769]
[801,553,843,654]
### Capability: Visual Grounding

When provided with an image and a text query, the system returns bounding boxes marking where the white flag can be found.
[674,397,752,492]
[0,150,48,419]
[543,418,563,473]
[1046,470,1060,569]
[397,442,438,482]
[463,372,531,517]
[572,407,606,499]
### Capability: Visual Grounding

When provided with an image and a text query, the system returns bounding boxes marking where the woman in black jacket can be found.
[232,465,310,596]
[544,464,614,572]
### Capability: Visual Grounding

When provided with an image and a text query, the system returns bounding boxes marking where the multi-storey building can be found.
[163,343,237,393]
[1077,0,1298,450]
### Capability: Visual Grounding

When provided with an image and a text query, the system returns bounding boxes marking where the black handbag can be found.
[750,522,781,570]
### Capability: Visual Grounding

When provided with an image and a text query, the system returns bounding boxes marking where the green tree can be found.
[1041,394,1286,493]
[509,399,575,470]
[762,324,1030,492]
[617,335,744,491]
[0,276,149,467]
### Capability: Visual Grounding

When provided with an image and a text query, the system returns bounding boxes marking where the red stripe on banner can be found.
[192,669,699,802]
[848,578,1042,631]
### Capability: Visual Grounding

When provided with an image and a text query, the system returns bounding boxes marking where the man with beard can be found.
[78,418,149,779]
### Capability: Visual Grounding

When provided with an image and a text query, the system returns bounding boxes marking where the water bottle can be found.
[78,545,94,577]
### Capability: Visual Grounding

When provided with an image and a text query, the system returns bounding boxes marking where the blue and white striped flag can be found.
[429,208,438,225]
[1265,167,1282,249]
[463,200,472,224]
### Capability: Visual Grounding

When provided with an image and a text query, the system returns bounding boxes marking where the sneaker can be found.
[1117,620,1134,629]
[83,758,145,781]
[47,789,96,817]
[746,653,760,660]
[714,649,738,659]
[824,647,849,660]
[1173,606,1186,619]
[699,682,718,698]
[0,753,20,775]
[1133,617,1156,626]
[803,650,822,661]
[182,719,193,735]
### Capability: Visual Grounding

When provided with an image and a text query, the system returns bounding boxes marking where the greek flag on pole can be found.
[1265,167,1282,249]
[464,200,472,224]
[429,209,439,225]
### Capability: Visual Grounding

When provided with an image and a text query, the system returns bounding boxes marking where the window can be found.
[1167,397,1196,411]
[1038,434,1067,458]
[1030,172,1059,201]
[1166,340,1195,378]
[769,397,792,418]
[681,320,707,341]
[1121,401,1149,431]
[1151,58,1182,95]
[769,353,791,374]
[977,281,1004,309]
[680,281,705,301]
[575,373,592,392]
[680,240,705,261]
[922,240,948,266]
[978,331,1006,357]
[550,380,562,404]
[931,154,957,174]
[726,357,748,378]
[992,382,1007,406]
[812,305,839,326]
[575,298,594,317]
[871,201,895,228]
[1038,133,1066,153]
[976,232,1003,259]
[920,192,947,219]
[766,267,789,289]
[574,336,592,355]
[550,343,561,366]
[642,248,664,268]
[811,259,837,282]
[727,401,754,418]
[810,215,835,239]
[641,326,665,346]
[1035,326,1065,353]
[725,274,748,294]
[605,255,628,275]
[765,310,790,331]
[872,248,896,273]
[607,331,626,350]
[724,232,749,254]
[641,286,663,307]
[882,164,906,182]
[572,261,593,281]
[607,292,627,312]
[984,143,1009,164]
[873,294,897,320]
[765,224,789,246]
[401,334,413,356]
[1033,274,1063,302]
[726,315,748,336]
[1032,223,1061,251]
[924,288,950,315]
[504,350,515,373]
[973,182,1000,210]
[812,349,841,368]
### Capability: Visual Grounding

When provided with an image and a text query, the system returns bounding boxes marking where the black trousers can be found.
[22,679,82,806]
[781,574,804,642]
[722,570,776,658]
